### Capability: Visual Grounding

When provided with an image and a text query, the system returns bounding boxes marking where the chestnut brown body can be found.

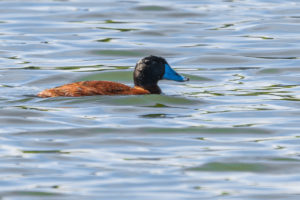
[37,81,149,97]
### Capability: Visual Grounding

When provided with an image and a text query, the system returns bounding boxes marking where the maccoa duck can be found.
[37,55,189,97]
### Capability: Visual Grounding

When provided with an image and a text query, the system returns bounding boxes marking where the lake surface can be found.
[1,0,300,199]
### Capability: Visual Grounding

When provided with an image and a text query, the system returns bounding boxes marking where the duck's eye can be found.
[144,59,157,65]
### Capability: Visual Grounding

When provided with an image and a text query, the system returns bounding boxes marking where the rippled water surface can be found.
[1,0,300,199]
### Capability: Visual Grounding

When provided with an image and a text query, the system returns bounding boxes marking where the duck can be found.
[37,55,189,97]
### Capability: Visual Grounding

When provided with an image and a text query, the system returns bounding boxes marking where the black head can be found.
[133,55,188,94]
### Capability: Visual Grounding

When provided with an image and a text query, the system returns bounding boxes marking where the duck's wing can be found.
[37,81,149,97]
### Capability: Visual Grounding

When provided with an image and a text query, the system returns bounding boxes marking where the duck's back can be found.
[37,81,150,97]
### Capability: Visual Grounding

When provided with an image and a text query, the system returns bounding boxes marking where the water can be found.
[1,0,300,199]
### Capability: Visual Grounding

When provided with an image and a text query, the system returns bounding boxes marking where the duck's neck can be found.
[134,74,161,94]
[134,84,161,94]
